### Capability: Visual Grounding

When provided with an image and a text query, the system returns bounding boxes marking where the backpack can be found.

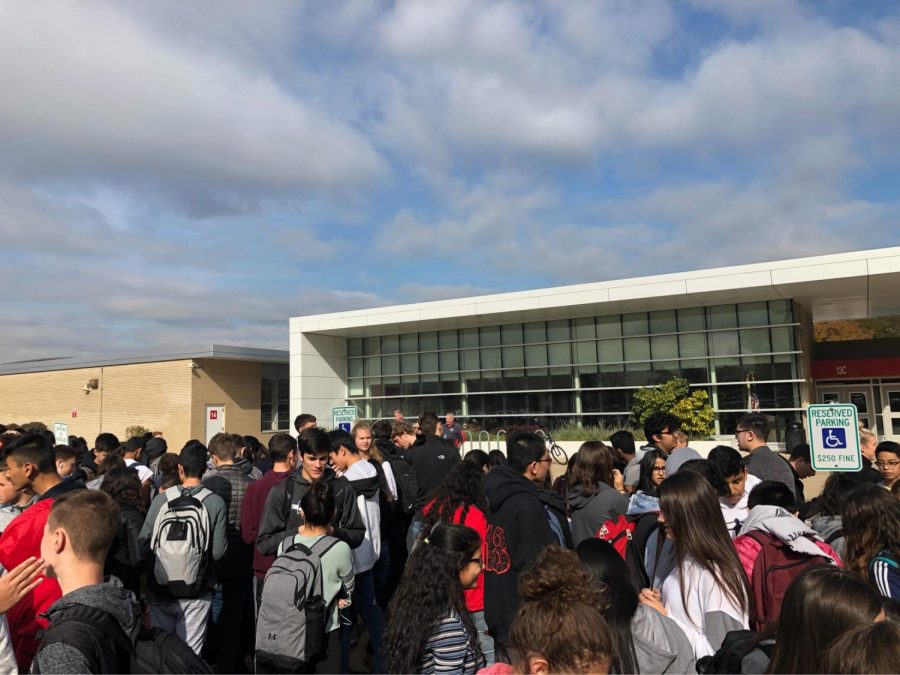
[256,535,340,670]
[596,514,635,558]
[696,629,773,675]
[744,530,832,631]
[150,486,212,598]
[625,511,662,589]
[387,452,418,516]
[34,605,212,674]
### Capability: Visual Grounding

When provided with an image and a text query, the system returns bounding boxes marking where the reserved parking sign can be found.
[806,403,862,471]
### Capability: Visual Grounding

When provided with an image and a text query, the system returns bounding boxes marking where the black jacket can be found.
[483,466,556,645]
[410,434,460,513]
[847,457,884,485]
[256,471,365,556]
[202,463,255,579]
[536,488,573,549]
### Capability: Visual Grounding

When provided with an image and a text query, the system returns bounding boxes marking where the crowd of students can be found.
[0,410,898,674]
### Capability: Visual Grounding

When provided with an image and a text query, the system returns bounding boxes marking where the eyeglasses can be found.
[875,460,900,469]
[734,429,751,437]
[658,430,676,436]
[467,556,483,567]
[652,466,667,473]
[535,457,552,465]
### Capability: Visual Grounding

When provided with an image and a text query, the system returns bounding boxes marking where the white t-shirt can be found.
[720,474,762,537]
[125,458,154,484]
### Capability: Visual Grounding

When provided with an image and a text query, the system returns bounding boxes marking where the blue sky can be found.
[2,0,899,362]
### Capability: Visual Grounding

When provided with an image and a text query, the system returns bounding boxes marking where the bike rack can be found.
[477,430,491,451]
[495,429,507,453]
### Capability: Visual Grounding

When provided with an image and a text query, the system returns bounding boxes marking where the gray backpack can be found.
[255,535,340,671]
[150,486,212,598]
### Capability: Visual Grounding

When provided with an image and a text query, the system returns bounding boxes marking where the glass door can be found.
[817,385,876,435]
[881,388,900,441]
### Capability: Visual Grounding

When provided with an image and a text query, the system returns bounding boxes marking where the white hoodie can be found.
[343,459,382,573]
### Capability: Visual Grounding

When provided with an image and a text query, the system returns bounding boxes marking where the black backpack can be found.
[35,605,212,674]
[386,452,418,516]
[696,629,773,674]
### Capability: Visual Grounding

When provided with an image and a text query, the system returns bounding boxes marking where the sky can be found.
[2,0,899,363]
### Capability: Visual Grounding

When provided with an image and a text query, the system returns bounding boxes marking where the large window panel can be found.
[622,312,649,337]
[369,379,384,397]
[575,341,597,365]
[421,372,441,395]
[601,389,630,413]
[503,346,525,368]
[599,364,626,387]
[399,333,418,353]
[679,333,707,359]
[712,358,743,383]
[742,356,774,381]
[549,368,573,390]
[366,356,382,377]
[707,305,737,330]
[419,331,438,351]
[596,314,622,339]
[440,373,460,393]
[598,339,624,364]
[581,391,602,413]
[420,352,439,374]
[501,323,524,345]
[401,376,420,396]
[740,328,771,354]
[574,317,595,340]
[348,338,363,357]
[504,370,527,392]
[548,342,572,366]
[401,354,418,374]
[383,377,401,396]
[579,372,600,388]
[551,392,575,414]
[649,310,677,334]
[525,344,548,368]
[651,335,678,360]
[382,335,399,354]
[481,348,502,369]
[652,361,680,384]
[466,373,483,393]
[382,355,400,376]
[439,351,459,373]
[715,384,746,410]
[680,359,709,383]
[482,370,502,392]
[526,369,550,390]
[768,300,792,324]
[364,336,381,356]
[624,337,651,362]
[348,358,364,379]
[771,326,794,352]
[524,322,546,344]
[547,320,570,342]
[460,328,479,348]
[772,355,796,380]
[461,349,480,371]
[624,362,652,387]
[480,326,501,347]
[711,331,739,357]
[439,330,458,350]
[505,392,528,414]
[738,301,769,327]
[678,307,705,332]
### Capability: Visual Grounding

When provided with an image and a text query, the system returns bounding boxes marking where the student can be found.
[734,413,796,499]
[498,546,613,674]
[785,443,815,511]
[328,430,385,674]
[0,459,35,534]
[707,445,761,537]
[0,433,84,670]
[841,483,900,600]
[385,524,485,674]
[806,473,860,560]
[293,414,317,434]
[422,460,493,664]
[639,471,750,659]
[611,429,639,494]
[53,445,79,480]
[257,481,354,675]
[31,490,142,673]
[847,426,884,484]
[483,431,557,647]
[100,467,147,602]
[487,450,505,470]
[577,538,695,675]
[666,432,701,474]
[766,566,883,674]
[633,449,667,500]
[138,442,228,655]
[463,450,491,474]
[122,436,154,486]
[567,441,628,547]
[821,619,900,674]
[876,440,900,490]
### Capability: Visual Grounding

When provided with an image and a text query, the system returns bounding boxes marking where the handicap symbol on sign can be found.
[822,427,847,449]
[338,422,352,432]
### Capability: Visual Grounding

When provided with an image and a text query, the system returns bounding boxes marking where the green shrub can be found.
[548,419,645,442]
[125,425,151,439]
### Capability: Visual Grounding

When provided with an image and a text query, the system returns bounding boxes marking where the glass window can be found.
[679,333,707,358]
[771,327,794,352]
[421,372,440,395]
[548,343,571,366]
[348,358,363,379]
[549,368,573,389]
[369,379,383,397]
[481,348,502,369]
[738,301,769,327]
[596,314,622,339]
[505,392,528,413]
[399,333,418,353]
[712,358,743,382]
[466,373,483,393]
[366,356,381,377]
[598,339,624,363]
[524,322,546,344]
[622,312,649,336]
[711,331,739,357]
[502,323,524,345]
[526,369,550,390]
[652,361,680,384]
[651,335,678,360]
[624,362,652,386]
[480,326,501,347]
[574,318,595,340]
[742,356,774,381]
[680,359,709,383]
[772,354,795,380]
[707,305,737,330]
[438,330,458,350]
[439,351,459,372]
[575,341,597,365]
[383,377,401,396]
[503,346,525,368]
[600,389,630,413]
[649,310,677,334]
[419,331,438,351]
[440,373,461,393]
[382,335,399,354]
[364,336,381,356]
[348,338,363,357]
[420,352,439,373]
[525,344,548,367]
[624,337,651,362]
[401,376,420,396]
[482,371,502,392]
[599,364,625,387]
[382,355,400,376]
[769,300,792,324]
[678,307,705,332]
[740,328,771,354]
[551,392,575,414]
[401,354,418,374]
[460,328,479,348]
[547,320,570,342]
[461,350,480,371]
[504,370,527,392]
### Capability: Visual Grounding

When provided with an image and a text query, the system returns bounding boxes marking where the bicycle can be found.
[535,429,568,465]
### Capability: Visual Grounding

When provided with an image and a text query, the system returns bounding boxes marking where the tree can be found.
[630,377,715,439]
[125,425,151,439]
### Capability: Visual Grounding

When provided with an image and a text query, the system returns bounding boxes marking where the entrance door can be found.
[881,388,900,441]
[206,404,225,443]
[818,386,876,434]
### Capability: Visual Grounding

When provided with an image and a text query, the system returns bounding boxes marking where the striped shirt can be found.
[869,551,900,601]
[419,608,485,674]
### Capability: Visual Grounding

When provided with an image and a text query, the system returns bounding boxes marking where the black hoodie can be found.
[410,434,461,513]
[483,466,556,645]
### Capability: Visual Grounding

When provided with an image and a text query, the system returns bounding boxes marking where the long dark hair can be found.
[841,484,900,582]
[576,539,638,674]
[637,449,666,496]
[421,461,486,532]
[768,566,882,673]
[100,468,144,512]
[570,442,615,495]
[658,471,750,615]
[385,524,483,673]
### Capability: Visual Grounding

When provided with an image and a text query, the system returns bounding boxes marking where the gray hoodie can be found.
[32,577,140,674]
[568,483,629,547]
[808,514,845,560]
[631,603,697,674]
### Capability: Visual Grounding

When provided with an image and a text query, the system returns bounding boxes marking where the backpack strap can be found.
[37,605,134,674]
[309,535,341,559]
[283,475,297,520]
[824,529,843,545]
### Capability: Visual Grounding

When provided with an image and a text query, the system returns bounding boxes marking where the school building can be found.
[290,246,900,442]
[0,345,289,449]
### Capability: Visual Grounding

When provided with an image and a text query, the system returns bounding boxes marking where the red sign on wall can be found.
[210,410,218,420]
[812,357,900,380]
[71,409,77,418]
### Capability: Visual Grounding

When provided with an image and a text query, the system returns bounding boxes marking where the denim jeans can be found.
[339,568,386,673]
[470,610,495,666]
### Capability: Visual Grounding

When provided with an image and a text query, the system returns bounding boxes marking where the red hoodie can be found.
[241,468,292,579]
[423,501,487,613]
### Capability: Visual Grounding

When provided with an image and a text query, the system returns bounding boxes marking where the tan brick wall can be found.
[189,359,266,443]
[0,361,193,446]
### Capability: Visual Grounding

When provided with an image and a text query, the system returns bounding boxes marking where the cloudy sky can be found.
[2,0,899,362]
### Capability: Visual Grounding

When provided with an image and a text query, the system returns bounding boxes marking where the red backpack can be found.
[744,530,832,631]
[596,515,635,558]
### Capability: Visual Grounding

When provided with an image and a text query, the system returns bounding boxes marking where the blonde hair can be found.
[352,421,382,462]
[859,426,876,444]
